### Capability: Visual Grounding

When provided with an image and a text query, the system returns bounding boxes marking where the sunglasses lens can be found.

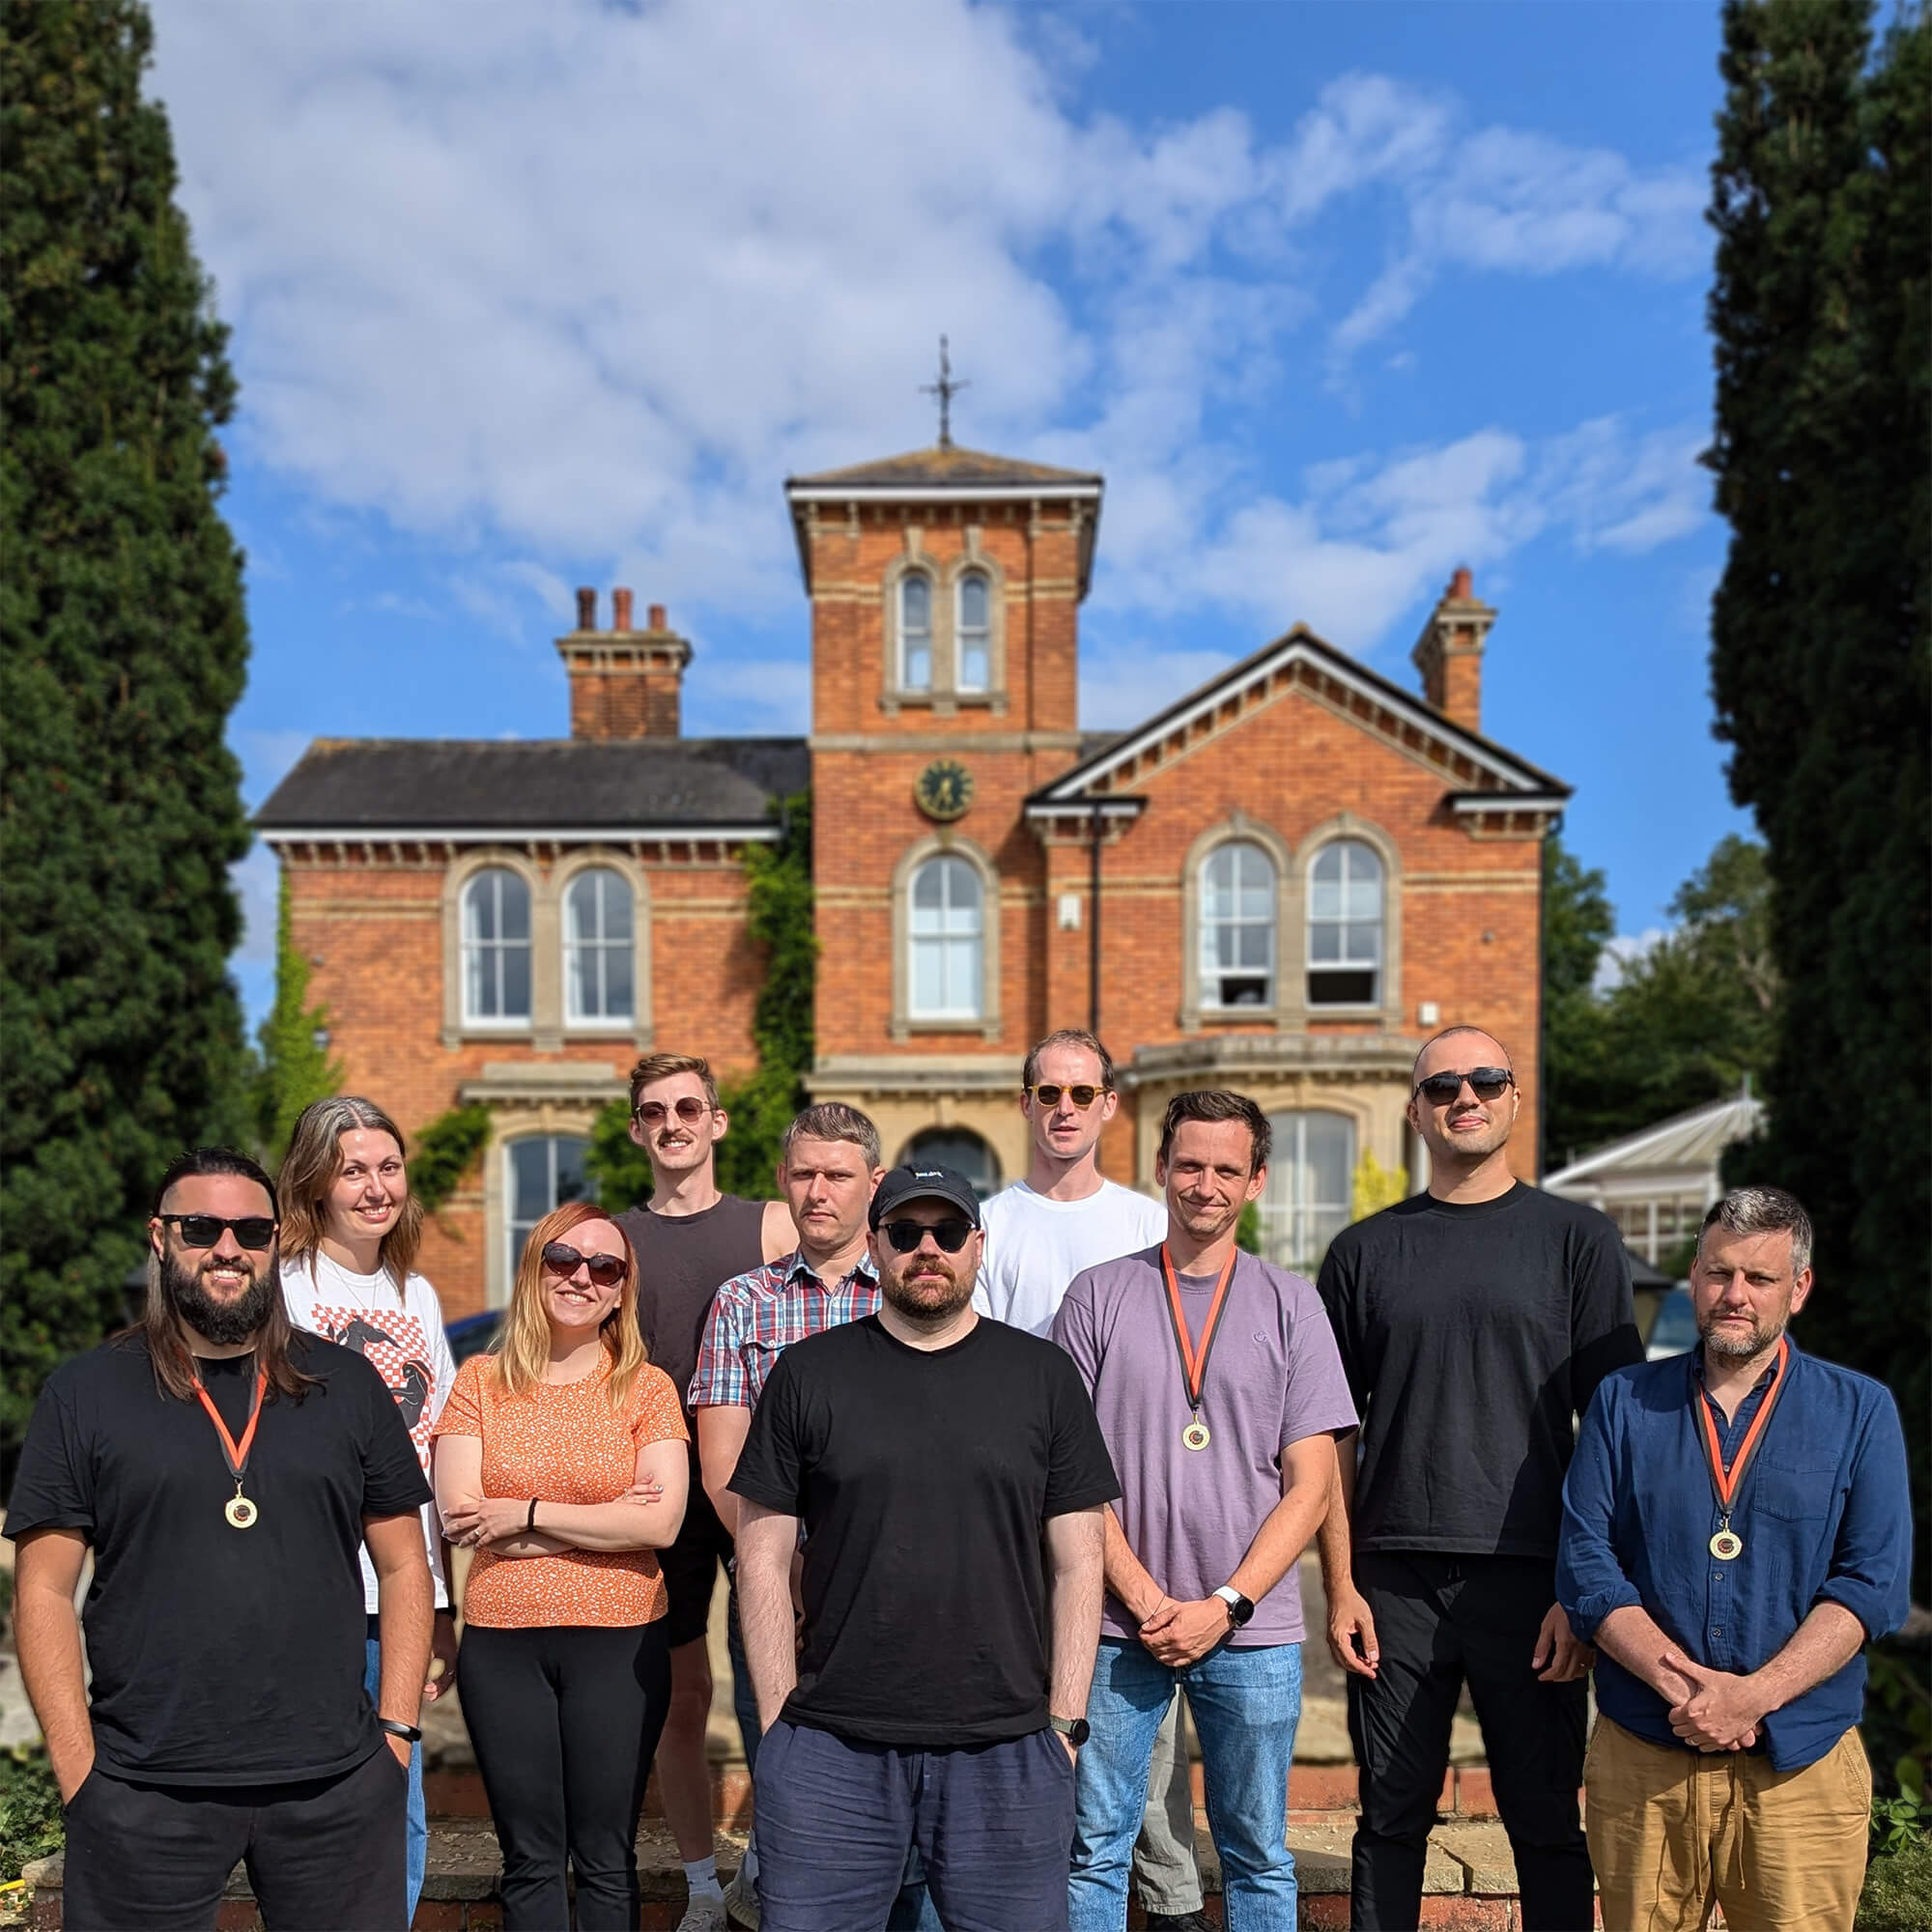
[884,1219,974,1255]
[176,1216,222,1246]
[542,1242,582,1273]
[232,1219,277,1250]
[639,1097,709,1125]
[1419,1069,1511,1104]
[1468,1070,1511,1099]
[1034,1084,1100,1108]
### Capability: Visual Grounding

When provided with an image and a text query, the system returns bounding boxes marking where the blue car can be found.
[1645,1284,1696,1361]
[444,1310,504,1364]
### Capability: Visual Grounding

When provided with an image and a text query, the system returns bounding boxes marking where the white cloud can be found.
[1595,928,1667,993]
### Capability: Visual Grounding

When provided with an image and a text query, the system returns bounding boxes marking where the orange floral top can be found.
[431,1352,687,1629]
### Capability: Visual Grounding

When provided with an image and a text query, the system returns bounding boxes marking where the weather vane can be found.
[921,336,968,450]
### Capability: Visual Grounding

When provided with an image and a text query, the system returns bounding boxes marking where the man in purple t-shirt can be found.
[1053,1090,1356,1932]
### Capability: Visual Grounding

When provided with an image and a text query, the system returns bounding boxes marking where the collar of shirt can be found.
[782,1248,877,1293]
[1693,1343,1781,1459]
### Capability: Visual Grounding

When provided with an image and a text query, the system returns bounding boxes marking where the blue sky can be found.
[145,0,1746,1027]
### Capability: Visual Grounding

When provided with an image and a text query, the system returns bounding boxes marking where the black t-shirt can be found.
[1317,1183,1642,1559]
[617,1194,768,1415]
[4,1332,430,1785]
[729,1314,1120,1748]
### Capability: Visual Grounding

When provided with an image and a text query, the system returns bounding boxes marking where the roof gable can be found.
[1030,624,1568,809]
[786,443,1101,493]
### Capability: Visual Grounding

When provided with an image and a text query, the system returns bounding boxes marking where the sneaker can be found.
[724,1866,761,1930]
[1143,1914,1215,1932]
[675,1893,728,1932]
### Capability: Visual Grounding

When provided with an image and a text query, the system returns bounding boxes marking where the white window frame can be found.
[463,867,533,1026]
[907,854,984,1021]
[1200,839,1278,1010]
[1306,838,1384,1009]
[504,1134,589,1288]
[955,570,991,694]
[563,867,635,1027]
[899,573,933,693]
[1261,1111,1355,1274]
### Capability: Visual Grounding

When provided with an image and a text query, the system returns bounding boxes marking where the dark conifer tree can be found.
[1,0,255,1464]
[1706,0,1930,1592]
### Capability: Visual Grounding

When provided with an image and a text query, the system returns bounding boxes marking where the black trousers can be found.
[62,1744,407,1931]
[1348,1552,1590,1932]
[460,1621,673,1932]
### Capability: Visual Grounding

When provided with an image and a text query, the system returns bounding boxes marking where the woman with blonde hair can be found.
[433,1199,689,1932]
[278,1094,458,1924]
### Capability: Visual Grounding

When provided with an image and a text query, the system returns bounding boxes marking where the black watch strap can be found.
[378,1719,423,1744]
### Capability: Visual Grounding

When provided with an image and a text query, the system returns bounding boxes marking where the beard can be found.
[1698,1305,1786,1360]
[882,1260,977,1323]
[162,1247,278,1348]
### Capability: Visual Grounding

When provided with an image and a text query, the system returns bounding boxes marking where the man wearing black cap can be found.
[730,1163,1120,1932]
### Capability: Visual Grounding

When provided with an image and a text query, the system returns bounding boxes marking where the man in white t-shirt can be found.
[973,1030,1207,1932]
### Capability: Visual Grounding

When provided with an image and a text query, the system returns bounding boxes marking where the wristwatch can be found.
[377,1719,424,1744]
[1047,1715,1092,1747]
[1211,1585,1256,1629]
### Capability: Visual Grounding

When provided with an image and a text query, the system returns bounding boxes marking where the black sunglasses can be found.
[1413,1067,1515,1105]
[880,1218,976,1255]
[541,1241,627,1289]
[157,1213,277,1251]
[1027,1083,1105,1109]
[633,1097,712,1127]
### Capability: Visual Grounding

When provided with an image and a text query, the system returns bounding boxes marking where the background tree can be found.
[1541,832,1615,1171]
[1706,0,1930,1600]
[253,870,343,1162]
[1,0,256,1471]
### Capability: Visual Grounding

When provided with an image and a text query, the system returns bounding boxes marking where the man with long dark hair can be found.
[6,1148,434,1930]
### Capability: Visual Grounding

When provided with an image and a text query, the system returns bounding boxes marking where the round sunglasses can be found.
[540,1241,628,1288]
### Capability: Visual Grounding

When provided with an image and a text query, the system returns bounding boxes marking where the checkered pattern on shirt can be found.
[687,1250,881,1411]
[305,1306,438,1464]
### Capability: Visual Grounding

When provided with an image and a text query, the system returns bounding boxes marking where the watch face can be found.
[914,757,974,822]
[1056,1717,1092,1746]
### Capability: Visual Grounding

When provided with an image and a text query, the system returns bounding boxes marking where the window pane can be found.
[1312,845,1342,884]
[959,575,987,627]
[913,939,946,1013]
[566,873,598,942]
[499,942,531,1017]
[603,948,634,1018]
[466,874,499,942]
[949,935,982,1013]
[902,577,930,628]
[912,864,946,919]
[959,643,989,692]
[497,872,531,941]
[905,1128,1000,1199]
[1305,1113,1352,1205]
[510,1139,552,1222]
[903,643,931,689]
[1310,923,1341,963]
[601,876,633,941]
[1309,873,1342,919]
[1345,923,1379,963]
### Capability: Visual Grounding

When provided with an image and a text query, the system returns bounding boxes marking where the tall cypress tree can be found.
[1706,0,1931,1594]
[1,0,254,1466]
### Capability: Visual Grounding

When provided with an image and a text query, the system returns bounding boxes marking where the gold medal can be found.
[225,1491,259,1530]
[1181,1419,1211,1452]
[193,1364,267,1534]
[1694,1337,1789,1572]
[1160,1245,1237,1463]
[1709,1524,1742,1561]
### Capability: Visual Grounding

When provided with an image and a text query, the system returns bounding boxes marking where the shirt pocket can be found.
[1747,1457,1840,1521]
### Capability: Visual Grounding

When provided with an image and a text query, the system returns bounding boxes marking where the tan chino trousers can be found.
[1583,1715,1870,1932]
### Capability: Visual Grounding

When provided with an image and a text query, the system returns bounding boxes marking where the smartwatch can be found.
[1211,1585,1256,1629]
[1047,1715,1092,1747]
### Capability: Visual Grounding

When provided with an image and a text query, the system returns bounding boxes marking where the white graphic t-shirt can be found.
[973,1179,1170,1338]
[281,1252,458,1611]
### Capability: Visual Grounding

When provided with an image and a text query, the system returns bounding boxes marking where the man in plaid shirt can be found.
[690,1102,937,1930]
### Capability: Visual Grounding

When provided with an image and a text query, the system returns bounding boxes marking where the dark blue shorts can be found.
[754,1719,1076,1932]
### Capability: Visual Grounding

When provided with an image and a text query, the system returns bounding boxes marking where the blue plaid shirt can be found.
[688,1248,882,1412]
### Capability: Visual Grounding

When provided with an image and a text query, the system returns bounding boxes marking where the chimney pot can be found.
[1450,566,1473,601]
[611,587,634,632]
[648,603,667,632]
[575,585,597,632]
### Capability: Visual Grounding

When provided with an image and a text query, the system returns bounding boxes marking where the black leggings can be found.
[460,1622,673,1932]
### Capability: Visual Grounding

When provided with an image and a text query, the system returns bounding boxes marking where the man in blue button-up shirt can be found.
[1558,1185,1911,1932]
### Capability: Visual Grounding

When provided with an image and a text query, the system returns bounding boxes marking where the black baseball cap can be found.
[867,1162,982,1231]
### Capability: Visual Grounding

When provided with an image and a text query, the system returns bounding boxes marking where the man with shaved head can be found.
[1314,1026,1642,1931]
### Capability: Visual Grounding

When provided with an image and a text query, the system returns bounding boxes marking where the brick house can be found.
[258,440,1567,1319]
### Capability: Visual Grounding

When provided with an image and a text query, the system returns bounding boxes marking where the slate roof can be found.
[1543,1092,1766,1189]
[255,737,809,837]
[786,443,1102,492]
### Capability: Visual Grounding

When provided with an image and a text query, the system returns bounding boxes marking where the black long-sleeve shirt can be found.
[1317,1182,1642,1559]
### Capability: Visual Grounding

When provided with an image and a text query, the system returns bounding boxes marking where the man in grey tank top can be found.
[615,1052,792,1932]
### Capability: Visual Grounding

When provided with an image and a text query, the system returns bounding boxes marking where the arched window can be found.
[505,1134,589,1291]
[899,575,933,692]
[1307,840,1382,1006]
[463,867,531,1022]
[908,855,982,1020]
[904,1127,1002,1201]
[564,868,634,1024]
[1200,840,1276,1009]
[1261,1112,1354,1272]
[956,572,991,693]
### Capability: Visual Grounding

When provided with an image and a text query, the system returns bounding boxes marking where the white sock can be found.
[684,1856,723,1897]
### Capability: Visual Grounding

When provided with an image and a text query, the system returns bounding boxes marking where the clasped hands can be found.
[1657,1646,1765,1751]
[1137,1594,1232,1667]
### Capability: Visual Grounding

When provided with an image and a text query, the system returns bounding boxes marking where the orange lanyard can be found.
[1158,1244,1238,1418]
[193,1367,267,1485]
[1695,1337,1788,1518]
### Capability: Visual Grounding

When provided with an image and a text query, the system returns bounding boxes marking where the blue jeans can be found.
[363,1634,427,1924]
[1070,1637,1302,1932]
[726,1582,940,1930]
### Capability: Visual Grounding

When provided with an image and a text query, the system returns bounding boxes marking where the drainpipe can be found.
[1089,803,1103,1036]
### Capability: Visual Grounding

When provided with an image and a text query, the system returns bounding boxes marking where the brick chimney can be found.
[1410,566,1495,733]
[557,587,692,740]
